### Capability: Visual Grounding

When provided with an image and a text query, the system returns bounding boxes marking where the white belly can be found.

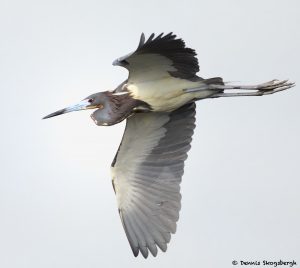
[127,77,212,112]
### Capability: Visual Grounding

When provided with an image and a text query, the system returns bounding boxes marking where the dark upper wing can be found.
[113,33,200,83]
[111,103,196,258]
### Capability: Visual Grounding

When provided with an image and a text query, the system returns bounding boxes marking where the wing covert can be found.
[111,103,196,257]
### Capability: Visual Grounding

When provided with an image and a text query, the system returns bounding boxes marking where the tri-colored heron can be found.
[43,33,294,258]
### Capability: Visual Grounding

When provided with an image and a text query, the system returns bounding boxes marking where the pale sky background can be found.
[0,0,299,267]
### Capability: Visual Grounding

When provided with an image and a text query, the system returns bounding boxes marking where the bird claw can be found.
[257,80,295,95]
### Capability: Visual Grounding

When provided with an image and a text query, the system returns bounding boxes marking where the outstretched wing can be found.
[111,103,196,258]
[113,33,200,83]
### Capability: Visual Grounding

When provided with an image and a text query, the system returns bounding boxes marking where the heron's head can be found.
[43,92,105,120]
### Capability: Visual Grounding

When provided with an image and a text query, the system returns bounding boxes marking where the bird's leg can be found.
[185,79,295,98]
[209,79,295,98]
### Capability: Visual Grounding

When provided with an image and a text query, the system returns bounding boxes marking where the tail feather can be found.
[203,77,224,85]
[183,77,224,95]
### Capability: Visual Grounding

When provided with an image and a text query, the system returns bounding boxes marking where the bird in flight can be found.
[43,33,294,258]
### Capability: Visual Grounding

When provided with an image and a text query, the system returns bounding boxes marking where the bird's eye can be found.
[88,99,93,103]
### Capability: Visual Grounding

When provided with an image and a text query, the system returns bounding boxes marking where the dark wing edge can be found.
[111,102,196,258]
[113,32,200,80]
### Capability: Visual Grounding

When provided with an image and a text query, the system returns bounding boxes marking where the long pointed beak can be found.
[43,99,91,119]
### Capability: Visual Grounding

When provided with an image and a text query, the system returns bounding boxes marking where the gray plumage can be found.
[111,103,196,257]
[114,33,200,80]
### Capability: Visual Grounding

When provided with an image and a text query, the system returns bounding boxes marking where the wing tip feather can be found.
[138,33,145,49]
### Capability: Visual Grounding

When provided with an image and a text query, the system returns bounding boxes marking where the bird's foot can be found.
[255,79,295,95]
